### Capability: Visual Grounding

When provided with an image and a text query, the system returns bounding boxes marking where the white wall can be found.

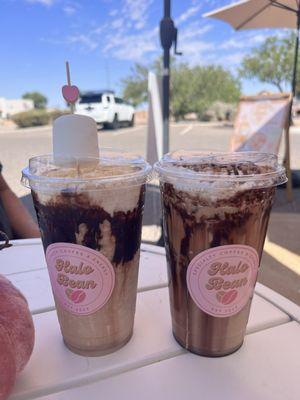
[0,98,34,119]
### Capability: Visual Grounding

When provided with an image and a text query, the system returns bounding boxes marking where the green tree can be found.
[122,64,149,107]
[122,58,166,106]
[170,63,194,120]
[122,60,241,120]
[240,34,295,93]
[171,64,241,120]
[22,91,48,109]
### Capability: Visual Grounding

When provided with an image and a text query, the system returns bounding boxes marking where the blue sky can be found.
[0,0,285,107]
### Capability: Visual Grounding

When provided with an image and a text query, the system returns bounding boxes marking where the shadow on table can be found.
[259,252,300,306]
[268,186,300,254]
[260,185,300,305]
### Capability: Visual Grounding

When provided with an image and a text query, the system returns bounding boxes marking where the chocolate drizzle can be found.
[180,161,273,176]
[32,186,145,265]
[161,181,275,356]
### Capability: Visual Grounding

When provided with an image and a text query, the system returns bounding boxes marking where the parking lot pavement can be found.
[0,126,53,197]
[0,122,227,197]
[2,121,300,197]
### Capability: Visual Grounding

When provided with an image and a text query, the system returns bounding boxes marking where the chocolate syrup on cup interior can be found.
[155,151,287,357]
[22,151,151,356]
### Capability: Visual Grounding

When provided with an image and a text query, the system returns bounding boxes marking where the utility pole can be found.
[160,0,182,154]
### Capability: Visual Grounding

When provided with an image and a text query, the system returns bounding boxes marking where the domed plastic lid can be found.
[22,150,152,192]
[154,151,287,189]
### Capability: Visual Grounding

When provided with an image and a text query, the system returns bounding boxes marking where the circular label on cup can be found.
[186,245,259,318]
[46,243,115,316]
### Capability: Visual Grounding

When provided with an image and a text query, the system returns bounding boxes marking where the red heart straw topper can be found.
[62,61,79,112]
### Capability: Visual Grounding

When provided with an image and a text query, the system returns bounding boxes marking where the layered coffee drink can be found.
[155,151,286,357]
[22,153,151,356]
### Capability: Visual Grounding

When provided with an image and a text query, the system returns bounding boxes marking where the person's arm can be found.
[0,173,40,239]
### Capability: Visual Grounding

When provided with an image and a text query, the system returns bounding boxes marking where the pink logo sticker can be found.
[186,245,259,318]
[46,243,115,316]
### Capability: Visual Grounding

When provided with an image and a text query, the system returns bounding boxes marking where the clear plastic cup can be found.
[22,151,151,356]
[154,151,286,357]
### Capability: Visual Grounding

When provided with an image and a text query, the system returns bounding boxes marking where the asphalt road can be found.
[1,121,300,197]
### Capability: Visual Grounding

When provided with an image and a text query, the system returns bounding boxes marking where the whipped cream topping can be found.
[22,153,151,188]
[22,153,151,215]
[155,151,287,195]
[44,164,140,179]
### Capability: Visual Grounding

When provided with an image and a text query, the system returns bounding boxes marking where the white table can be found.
[1,239,300,400]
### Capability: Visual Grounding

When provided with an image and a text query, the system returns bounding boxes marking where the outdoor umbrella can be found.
[205,0,299,200]
[204,0,300,97]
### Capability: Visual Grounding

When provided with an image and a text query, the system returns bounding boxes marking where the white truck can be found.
[75,91,135,129]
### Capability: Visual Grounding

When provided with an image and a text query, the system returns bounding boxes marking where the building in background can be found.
[0,97,34,119]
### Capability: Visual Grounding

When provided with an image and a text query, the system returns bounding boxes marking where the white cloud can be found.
[174,21,214,65]
[180,40,215,66]
[41,0,273,72]
[177,5,202,25]
[222,52,247,66]
[180,23,213,41]
[38,0,156,61]
[98,0,157,61]
[220,32,272,50]
[220,38,245,50]
[26,0,54,5]
[92,26,106,35]
[67,34,98,51]
[124,0,153,30]
[182,40,214,56]
[101,3,216,64]
[103,28,158,62]
[111,18,125,30]
[41,32,98,52]
[63,5,77,15]
[112,37,157,61]
[109,9,118,17]
[248,33,269,44]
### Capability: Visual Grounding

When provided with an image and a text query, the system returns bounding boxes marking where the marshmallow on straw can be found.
[53,62,99,164]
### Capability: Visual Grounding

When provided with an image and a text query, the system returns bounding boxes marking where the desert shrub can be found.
[12,109,70,128]
[200,109,216,122]
[12,109,50,128]
[198,102,237,122]
[209,102,237,121]
[48,109,70,122]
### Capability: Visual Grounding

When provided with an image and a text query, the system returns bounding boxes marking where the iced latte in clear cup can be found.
[22,151,151,356]
[155,151,286,357]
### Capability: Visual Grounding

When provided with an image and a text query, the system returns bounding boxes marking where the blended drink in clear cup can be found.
[22,152,151,356]
[155,151,286,357]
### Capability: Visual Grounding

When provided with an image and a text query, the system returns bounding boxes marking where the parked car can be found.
[75,91,135,129]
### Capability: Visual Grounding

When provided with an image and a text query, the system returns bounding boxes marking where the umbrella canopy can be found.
[204,1,299,30]
[204,0,300,96]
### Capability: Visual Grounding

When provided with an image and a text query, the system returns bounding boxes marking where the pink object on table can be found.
[0,275,35,400]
